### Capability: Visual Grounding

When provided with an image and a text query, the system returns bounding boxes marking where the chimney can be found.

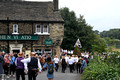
[53,0,59,11]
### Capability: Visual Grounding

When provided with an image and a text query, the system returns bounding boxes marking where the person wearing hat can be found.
[15,52,25,80]
[21,52,42,80]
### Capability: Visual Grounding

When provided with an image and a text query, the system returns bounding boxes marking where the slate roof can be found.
[0,1,64,22]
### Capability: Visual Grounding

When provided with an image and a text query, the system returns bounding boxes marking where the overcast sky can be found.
[25,0,120,32]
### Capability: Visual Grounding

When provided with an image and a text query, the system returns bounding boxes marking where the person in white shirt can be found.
[65,55,69,68]
[81,52,84,57]
[71,55,75,71]
[53,55,59,72]
[68,57,74,73]
[21,52,42,80]
[74,55,78,71]
[65,55,69,63]
[84,52,89,59]
[75,55,78,63]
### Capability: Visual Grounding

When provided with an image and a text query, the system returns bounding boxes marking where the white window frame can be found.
[34,24,50,35]
[43,25,49,34]
[35,24,42,34]
[12,24,19,34]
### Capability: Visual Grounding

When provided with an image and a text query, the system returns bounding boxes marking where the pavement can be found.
[2,67,81,80]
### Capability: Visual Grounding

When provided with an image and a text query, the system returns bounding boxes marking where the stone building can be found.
[0,0,64,57]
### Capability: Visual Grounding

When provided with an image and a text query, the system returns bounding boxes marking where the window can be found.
[35,24,50,35]
[43,25,48,33]
[13,24,18,34]
[35,24,41,33]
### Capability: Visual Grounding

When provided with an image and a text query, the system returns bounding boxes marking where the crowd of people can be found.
[0,51,90,80]
[59,53,89,74]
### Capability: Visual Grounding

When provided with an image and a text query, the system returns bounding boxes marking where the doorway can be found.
[13,50,20,54]
[10,44,23,53]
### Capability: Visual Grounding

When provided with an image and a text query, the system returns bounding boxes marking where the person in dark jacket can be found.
[0,52,4,79]
[76,58,82,73]
[21,52,42,80]
[61,56,67,73]
[15,52,25,80]
[1,51,5,58]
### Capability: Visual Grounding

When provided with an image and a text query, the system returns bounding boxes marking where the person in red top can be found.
[4,54,10,78]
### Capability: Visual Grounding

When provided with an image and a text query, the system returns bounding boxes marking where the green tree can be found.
[94,30,99,35]
[73,46,81,56]
[76,15,96,51]
[104,37,120,48]
[92,35,107,53]
[100,29,120,39]
[60,7,107,52]
[60,7,78,50]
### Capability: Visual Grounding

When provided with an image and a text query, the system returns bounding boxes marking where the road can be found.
[4,67,81,80]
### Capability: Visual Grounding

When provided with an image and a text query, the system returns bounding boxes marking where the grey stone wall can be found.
[49,23,64,57]
[9,22,32,34]
[49,23,64,46]
[0,22,64,56]
[0,22,8,34]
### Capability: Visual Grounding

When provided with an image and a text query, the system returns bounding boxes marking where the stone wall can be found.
[0,22,64,56]
[49,23,64,57]
[0,22,8,34]
[9,22,33,34]
[49,23,64,45]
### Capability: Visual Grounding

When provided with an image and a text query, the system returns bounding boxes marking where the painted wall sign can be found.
[45,39,52,45]
[0,35,38,40]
